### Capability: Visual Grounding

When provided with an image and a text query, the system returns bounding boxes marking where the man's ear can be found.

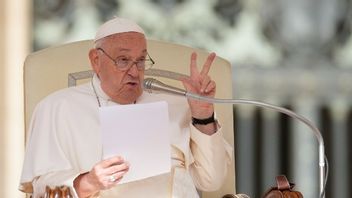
[89,48,100,73]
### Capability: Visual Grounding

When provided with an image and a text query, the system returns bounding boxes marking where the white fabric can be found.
[20,74,233,198]
[94,17,145,42]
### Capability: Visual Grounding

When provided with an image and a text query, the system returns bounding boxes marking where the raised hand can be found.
[181,52,216,118]
[181,52,218,134]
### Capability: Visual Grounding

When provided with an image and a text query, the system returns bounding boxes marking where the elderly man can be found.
[20,17,232,198]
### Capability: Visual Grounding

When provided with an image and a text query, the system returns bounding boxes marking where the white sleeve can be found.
[188,122,233,191]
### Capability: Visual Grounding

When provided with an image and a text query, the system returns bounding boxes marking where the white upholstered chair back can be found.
[23,39,235,197]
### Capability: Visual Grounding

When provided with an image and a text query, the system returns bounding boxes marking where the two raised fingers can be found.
[190,52,216,78]
[189,52,216,94]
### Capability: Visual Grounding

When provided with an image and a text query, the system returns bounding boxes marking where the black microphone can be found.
[143,77,327,198]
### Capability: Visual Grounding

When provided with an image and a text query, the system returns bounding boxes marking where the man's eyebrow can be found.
[117,48,147,53]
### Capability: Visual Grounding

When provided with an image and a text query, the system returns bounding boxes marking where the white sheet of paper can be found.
[99,101,171,184]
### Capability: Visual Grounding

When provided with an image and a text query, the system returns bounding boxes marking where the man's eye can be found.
[119,58,130,62]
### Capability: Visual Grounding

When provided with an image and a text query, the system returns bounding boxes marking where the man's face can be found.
[89,32,147,104]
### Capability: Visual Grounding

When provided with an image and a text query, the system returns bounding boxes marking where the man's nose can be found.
[127,63,140,76]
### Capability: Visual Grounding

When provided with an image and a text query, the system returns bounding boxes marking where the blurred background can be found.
[1,0,352,197]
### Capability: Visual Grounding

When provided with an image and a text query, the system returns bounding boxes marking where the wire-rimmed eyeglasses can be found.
[96,47,155,71]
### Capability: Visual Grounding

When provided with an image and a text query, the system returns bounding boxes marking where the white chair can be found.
[23,39,236,197]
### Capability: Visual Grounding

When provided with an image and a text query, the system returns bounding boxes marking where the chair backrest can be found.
[23,39,235,197]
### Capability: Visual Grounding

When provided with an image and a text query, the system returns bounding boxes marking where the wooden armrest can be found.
[41,186,72,198]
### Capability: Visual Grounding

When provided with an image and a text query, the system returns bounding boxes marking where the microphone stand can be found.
[185,92,327,198]
[143,77,327,197]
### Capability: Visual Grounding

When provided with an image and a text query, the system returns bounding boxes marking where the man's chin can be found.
[121,92,142,104]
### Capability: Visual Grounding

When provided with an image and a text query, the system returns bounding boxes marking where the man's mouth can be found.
[126,82,138,86]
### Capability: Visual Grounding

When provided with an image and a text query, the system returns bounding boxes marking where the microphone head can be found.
[143,78,159,93]
[143,77,187,96]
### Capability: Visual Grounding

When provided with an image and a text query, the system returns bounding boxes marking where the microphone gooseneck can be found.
[143,77,327,198]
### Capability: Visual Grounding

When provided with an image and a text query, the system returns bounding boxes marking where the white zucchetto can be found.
[94,17,145,42]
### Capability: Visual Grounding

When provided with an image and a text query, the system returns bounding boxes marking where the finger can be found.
[107,170,128,184]
[200,76,211,93]
[106,161,130,175]
[99,156,125,169]
[204,80,216,93]
[200,52,216,75]
[110,175,124,185]
[190,52,199,78]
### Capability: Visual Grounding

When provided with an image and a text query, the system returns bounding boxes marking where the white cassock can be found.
[19,74,233,198]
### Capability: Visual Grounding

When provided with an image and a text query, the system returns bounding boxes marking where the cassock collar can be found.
[92,73,112,102]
